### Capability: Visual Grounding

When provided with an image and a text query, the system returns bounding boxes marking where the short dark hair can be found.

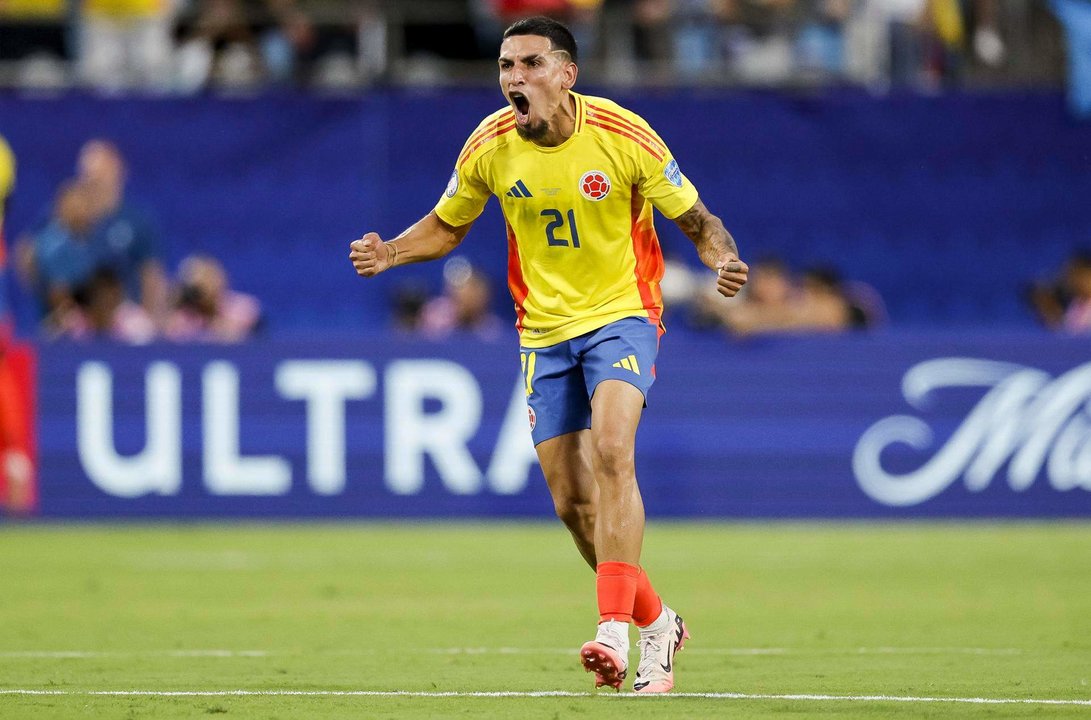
[503,16,578,63]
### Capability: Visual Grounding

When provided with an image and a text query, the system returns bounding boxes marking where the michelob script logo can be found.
[853,358,1091,507]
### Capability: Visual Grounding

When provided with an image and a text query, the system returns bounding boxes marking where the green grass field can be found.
[0,521,1088,718]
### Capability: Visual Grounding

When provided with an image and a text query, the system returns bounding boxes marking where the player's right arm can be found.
[349,211,473,278]
[351,109,505,278]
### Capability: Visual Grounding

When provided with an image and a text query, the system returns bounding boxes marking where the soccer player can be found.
[350,16,748,693]
[0,134,34,514]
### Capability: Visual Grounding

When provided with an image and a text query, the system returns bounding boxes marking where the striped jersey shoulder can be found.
[457,107,517,168]
[582,95,669,162]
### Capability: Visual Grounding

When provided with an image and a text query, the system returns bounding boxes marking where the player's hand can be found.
[717,256,749,297]
[349,233,393,278]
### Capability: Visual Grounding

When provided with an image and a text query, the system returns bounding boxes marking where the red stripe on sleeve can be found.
[458,120,517,168]
[585,120,664,162]
[464,111,515,149]
[586,105,667,155]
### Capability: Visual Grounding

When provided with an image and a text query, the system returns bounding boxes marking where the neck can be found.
[533,92,577,148]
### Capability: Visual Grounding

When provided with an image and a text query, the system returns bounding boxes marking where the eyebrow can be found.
[500,53,542,64]
[498,50,568,64]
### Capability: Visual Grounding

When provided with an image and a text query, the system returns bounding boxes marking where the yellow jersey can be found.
[434,92,699,348]
[84,0,163,18]
[0,134,13,266]
[1,0,65,17]
[0,135,13,209]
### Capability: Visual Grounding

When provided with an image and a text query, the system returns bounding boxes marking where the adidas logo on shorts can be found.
[612,355,641,375]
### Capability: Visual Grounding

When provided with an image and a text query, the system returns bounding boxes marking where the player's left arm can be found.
[673,199,748,298]
[627,116,748,298]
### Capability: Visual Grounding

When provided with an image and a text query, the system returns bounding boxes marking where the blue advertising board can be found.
[31,331,1091,518]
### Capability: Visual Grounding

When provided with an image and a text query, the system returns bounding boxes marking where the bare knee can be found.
[554,494,596,531]
[592,434,635,482]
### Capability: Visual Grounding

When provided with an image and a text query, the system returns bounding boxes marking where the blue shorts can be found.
[520,316,660,445]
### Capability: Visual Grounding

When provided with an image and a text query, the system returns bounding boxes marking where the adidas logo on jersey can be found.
[612,355,641,375]
[505,180,533,198]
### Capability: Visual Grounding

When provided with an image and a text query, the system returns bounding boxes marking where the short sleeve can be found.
[433,155,491,227]
[638,151,700,220]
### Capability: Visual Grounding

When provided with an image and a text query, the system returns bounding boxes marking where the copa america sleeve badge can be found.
[664,159,683,188]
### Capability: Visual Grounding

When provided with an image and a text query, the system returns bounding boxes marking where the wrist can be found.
[386,241,399,266]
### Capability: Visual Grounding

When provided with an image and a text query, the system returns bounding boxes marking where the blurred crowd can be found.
[0,0,1073,93]
[662,255,886,336]
[1028,250,1091,334]
[391,256,505,340]
[8,139,263,344]
[3,131,1090,345]
[388,248,1091,341]
[0,0,386,92]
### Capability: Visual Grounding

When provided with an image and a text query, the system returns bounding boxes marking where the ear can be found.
[561,61,578,90]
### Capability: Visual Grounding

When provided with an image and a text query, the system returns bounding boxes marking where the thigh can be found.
[579,317,660,406]
[520,340,591,446]
[535,429,597,505]
[589,379,646,447]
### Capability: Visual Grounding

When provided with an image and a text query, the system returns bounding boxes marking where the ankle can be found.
[597,619,631,653]
[638,607,670,636]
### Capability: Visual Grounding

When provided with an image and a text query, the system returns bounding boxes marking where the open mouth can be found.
[510,92,531,125]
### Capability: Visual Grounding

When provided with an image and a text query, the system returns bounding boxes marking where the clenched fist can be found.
[349,233,394,278]
[717,257,749,297]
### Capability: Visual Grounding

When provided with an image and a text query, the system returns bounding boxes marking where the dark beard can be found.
[515,119,549,142]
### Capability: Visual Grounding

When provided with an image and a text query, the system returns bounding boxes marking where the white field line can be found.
[0,651,268,659]
[0,647,1026,660]
[855,647,1025,656]
[426,647,791,656]
[426,647,1024,656]
[0,689,1088,706]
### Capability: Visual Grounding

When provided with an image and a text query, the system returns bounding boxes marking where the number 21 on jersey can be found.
[541,209,580,248]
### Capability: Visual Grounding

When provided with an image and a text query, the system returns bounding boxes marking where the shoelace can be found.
[636,634,665,676]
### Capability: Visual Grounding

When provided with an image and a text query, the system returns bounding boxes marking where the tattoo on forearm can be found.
[674,206,705,239]
[675,202,738,269]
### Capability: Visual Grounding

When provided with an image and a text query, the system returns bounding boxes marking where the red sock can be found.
[632,568,664,627]
[596,561,640,623]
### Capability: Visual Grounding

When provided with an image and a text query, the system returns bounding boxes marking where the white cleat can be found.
[579,621,629,691]
[632,607,689,693]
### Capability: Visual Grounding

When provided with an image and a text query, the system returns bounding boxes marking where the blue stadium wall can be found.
[2,90,1089,518]
[30,332,1091,518]
[1,90,1089,333]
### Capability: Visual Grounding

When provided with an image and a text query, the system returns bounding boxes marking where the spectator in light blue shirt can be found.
[78,139,169,324]
[31,180,98,327]
[1051,0,1091,117]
